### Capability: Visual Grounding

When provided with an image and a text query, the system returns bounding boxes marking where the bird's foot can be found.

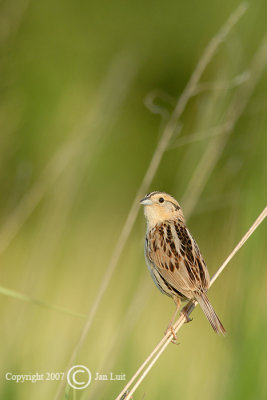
[165,325,178,344]
[180,310,192,323]
[180,302,193,323]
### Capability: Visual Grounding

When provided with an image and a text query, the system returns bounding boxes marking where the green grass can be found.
[0,1,266,399]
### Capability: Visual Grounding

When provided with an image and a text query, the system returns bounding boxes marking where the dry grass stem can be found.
[117,205,267,400]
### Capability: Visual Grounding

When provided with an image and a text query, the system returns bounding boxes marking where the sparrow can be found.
[140,191,226,336]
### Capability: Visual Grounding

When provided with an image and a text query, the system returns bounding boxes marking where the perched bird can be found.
[140,191,225,337]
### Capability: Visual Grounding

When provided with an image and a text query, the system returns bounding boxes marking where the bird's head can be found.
[140,191,185,228]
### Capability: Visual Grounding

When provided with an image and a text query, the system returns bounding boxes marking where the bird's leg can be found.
[165,297,181,343]
[180,300,194,323]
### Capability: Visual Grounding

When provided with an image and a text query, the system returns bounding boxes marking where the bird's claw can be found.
[180,310,192,323]
[165,326,178,344]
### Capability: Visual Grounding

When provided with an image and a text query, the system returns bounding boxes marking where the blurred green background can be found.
[0,0,266,399]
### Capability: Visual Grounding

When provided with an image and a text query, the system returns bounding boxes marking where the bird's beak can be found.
[139,198,153,206]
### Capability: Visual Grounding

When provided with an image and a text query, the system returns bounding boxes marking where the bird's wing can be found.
[147,220,210,298]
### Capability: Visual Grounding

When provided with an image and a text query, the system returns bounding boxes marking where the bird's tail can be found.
[194,292,226,335]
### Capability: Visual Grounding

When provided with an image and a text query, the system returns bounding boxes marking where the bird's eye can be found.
[159,197,164,203]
